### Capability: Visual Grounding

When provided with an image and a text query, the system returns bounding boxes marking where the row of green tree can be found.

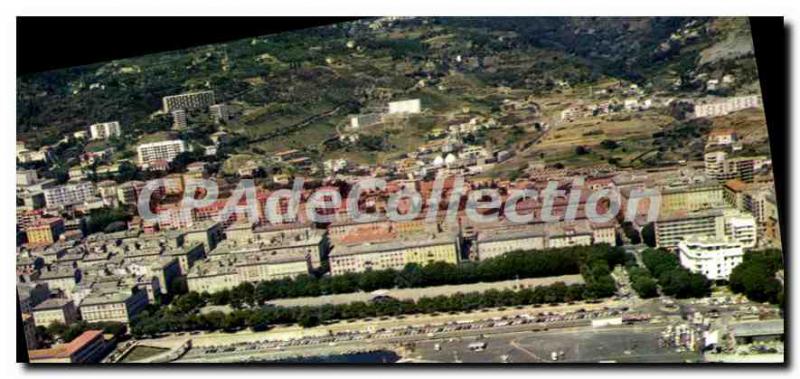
[728,249,784,307]
[642,248,710,298]
[131,281,586,337]
[626,266,659,298]
[198,244,622,308]
[580,245,626,298]
[130,245,625,336]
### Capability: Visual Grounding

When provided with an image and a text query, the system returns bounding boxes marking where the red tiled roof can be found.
[29,217,63,228]
[28,330,103,360]
[725,179,748,192]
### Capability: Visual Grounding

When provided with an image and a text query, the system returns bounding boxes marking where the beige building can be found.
[79,289,148,324]
[163,242,206,275]
[477,229,545,261]
[186,258,239,293]
[659,181,724,215]
[187,227,325,292]
[329,234,458,275]
[184,221,224,251]
[474,219,617,261]
[32,298,79,328]
[231,225,327,268]
[36,267,78,293]
[235,251,311,283]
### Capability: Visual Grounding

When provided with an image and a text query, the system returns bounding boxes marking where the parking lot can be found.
[177,306,635,362]
[409,324,701,363]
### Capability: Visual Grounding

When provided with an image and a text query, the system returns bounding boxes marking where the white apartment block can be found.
[17,170,38,186]
[43,181,96,208]
[89,121,121,140]
[387,99,421,114]
[725,215,758,249]
[137,140,187,165]
[209,104,229,123]
[17,147,51,164]
[162,90,215,113]
[693,95,762,118]
[678,238,744,281]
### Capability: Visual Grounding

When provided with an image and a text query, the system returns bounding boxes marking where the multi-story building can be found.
[723,179,778,242]
[88,121,121,140]
[186,258,239,293]
[706,128,738,147]
[17,170,39,186]
[209,104,228,123]
[387,99,421,114]
[476,228,545,261]
[144,257,182,295]
[659,181,724,214]
[763,193,782,248]
[22,315,38,350]
[26,217,65,246]
[545,221,595,249]
[692,95,762,118]
[725,214,758,249]
[43,182,96,208]
[705,149,767,183]
[329,234,458,275]
[655,208,757,249]
[32,298,79,328]
[117,180,145,205]
[171,109,188,130]
[27,330,108,363]
[656,208,725,250]
[78,289,148,324]
[36,266,79,293]
[137,140,187,165]
[215,227,326,268]
[17,146,52,164]
[162,90,215,113]
[743,188,772,225]
[95,180,118,206]
[163,242,206,275]
[678,238,744,281]
[17,282,50,313]
[723,179,749,210]
[592,222,617,245]
[184,221,224,252]
[234,251,311,283]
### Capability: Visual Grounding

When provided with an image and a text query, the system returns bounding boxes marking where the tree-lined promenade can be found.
[198,244,623,307]
[131,244,626,337]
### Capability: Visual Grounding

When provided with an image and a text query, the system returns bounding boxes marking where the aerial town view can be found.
[16,17,784,364]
